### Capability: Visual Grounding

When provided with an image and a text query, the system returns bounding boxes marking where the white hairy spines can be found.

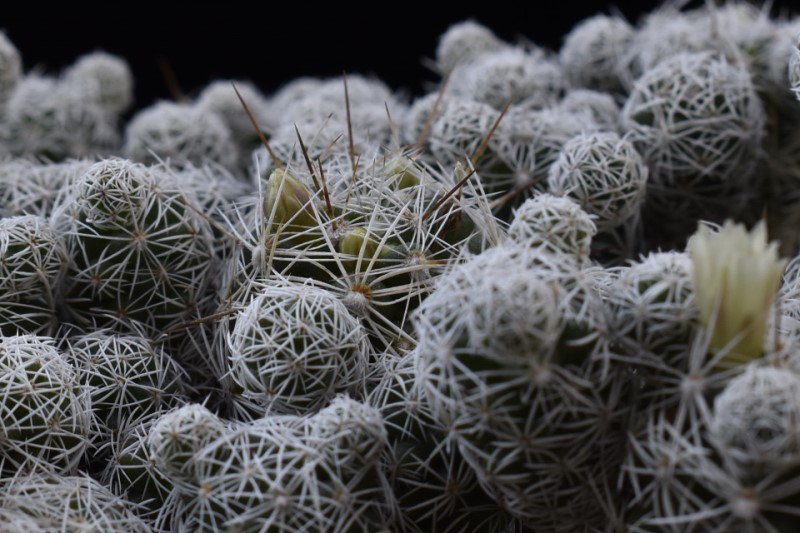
[790,34,800,101]
[52,157,217,334]
[557,89,621,129]
[227,281,369,414]
[0,158,93,218]
[196,79,269,146]
[487,106,595,204]
[413,245,625,527]
[2,74,119,159]
[147,403,228,488]
[607,251,697,361]
[65,330,189,447]
[548,131,648,231]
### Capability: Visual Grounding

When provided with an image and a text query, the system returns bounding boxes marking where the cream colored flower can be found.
[688,220,786,366]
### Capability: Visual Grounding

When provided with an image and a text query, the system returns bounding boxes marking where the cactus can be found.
[154,397,391,532]
[548,131,648,233]
[507,193,597,263]
[0,215,69,336]
[123,101,239,169]
[0,335,90,476]
[2,6,800,531]
[414,243,628,529]
[225,279,370,415]
[1,74,119,160]
[51,157,217,336]
[147,403,229,490]
[101,419,173,524]
[447,46,567,111]
[620,51,766,247]
[65,329,190,465]
[0,158,93,218]
[434,20,505,75]
[369,350,512,532]
[61,51,134,116]
[559,13,635,95]
[0,31,22,113]
[0,472,150,532]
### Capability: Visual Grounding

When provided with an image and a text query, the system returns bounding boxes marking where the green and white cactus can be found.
[0,4,798,530]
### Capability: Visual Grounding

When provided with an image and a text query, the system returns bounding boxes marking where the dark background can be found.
[1,1,793,113]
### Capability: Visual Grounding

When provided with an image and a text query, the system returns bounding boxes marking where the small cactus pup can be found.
[507,193,597,264]
[711,364,800,475]
[0,335,90,476]
[225,279,370,415]
[101,419,173,526]
[64,329,190,471]
[414,243,629,530]
[447,46,567,111]
[368,350,512,533]
[0,215,69,336]
[51,157,217,337]
[0,473,150,532]
[0,158,94,218]
[146,403,230,492]
[434,20,505,75]
[688,220,786,369]
[196,79,270,151]
[547,131,648,264]
[61,51,134,117]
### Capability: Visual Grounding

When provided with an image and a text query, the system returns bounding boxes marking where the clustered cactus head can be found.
[3,3,800,531]
[507,193,597,261]
[123,101,239,169]
[0,215,68,336]
[51,157,217,336]
[226,279,369,415]
[0,335,90,476]
[547,131,648,232]
[620,51,766,246]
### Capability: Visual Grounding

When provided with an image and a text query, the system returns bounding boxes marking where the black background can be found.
[1,1,794,114]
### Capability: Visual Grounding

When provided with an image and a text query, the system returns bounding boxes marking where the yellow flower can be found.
[688,220,786,366]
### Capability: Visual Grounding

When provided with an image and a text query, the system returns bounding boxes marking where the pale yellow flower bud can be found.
[688,220,786,366]
[264,169,316,230]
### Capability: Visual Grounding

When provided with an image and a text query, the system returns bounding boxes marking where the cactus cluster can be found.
[3,1,800,531]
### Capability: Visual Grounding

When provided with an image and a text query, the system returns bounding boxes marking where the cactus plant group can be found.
[3,2,800,531]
